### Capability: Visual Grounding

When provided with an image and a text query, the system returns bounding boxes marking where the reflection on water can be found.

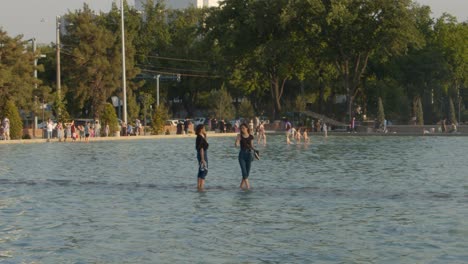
[1,136,468,263]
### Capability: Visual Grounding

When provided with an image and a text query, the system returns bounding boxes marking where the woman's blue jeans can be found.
[238,150,252,179]
[197,150,208,179]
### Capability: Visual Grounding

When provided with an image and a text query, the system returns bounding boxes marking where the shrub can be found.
[2,100,23,139]
[152,104,169,135]
[100,103,119,135]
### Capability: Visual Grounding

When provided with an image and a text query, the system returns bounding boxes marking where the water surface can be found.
[1,135,467,263]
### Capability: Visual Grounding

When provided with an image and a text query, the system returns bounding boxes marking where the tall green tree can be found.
[0,30,37,110]
[206,0,319,119]
[210,87,235,120]
[62,4,121,118]
[321,0,423,121]
[1,100,23,139]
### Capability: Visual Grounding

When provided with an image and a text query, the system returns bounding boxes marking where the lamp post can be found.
[121,0,128,125]
[56,16,62,119]
[155,74,161,107]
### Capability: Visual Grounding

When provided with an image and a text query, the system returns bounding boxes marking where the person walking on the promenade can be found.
[70,121,78,142]
[84,122,90,143]
[105,123,110,137]
[195,124,209,190]
[184,118,190,135]
[56,122,64,142]
[94,120,101,137]
[46,119,54,142]
[2,117,10,140]
[235,123,255,190]
[65,122,72,142]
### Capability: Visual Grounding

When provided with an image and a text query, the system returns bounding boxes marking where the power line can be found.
[136,64,211,74]
[140,68,220,79]
[142,54,209,63]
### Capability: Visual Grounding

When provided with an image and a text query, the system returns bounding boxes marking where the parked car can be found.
[37,120,57,129]
[259,116,270,124]
[193,117,206,126]
[165,120,179,126]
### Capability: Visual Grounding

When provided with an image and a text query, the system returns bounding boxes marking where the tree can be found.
[206,0,319,119]
[321,0,423,121]
[62,4,121,118]
[0,30,37,111]
[1,100,23,139]
[377,97,385,124]
[238,99,255,119]
[413,96,424,125]
[100,103,119,135]
[448,97,457,125]
[209,87,235,120]
[152,104,169,135]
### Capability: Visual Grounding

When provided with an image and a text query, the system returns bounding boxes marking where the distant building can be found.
[135,0,220,10]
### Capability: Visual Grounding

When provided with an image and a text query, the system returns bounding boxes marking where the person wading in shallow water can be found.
[195,124,209,190]
[235,123,255,190]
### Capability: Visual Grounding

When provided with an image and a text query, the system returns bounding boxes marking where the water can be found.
[1,135,468,263]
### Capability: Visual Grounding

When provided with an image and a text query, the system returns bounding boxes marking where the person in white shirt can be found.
[2,117,10,140]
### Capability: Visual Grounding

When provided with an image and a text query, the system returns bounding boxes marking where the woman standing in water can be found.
[235,123,255,190]
[195,124,209,190]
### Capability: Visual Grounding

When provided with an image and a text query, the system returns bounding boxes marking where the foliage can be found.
[295,96,307,113]
[448,97,457,124]
[238,99,255,119]
[100,103,119,134]
[209,87,235,120]
[1,100,23,139]
[320,0,423,121]
[0,30,37,110]
[152,104,169,135]
[205,0,320,119]
[1,1,467,126]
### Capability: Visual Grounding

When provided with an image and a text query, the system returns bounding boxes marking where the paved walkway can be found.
[0,132,238,145]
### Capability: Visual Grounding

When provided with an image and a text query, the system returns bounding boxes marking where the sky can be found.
[0,0,467,44]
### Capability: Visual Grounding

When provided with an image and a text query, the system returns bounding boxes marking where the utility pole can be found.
[56,16,62,119]
[156,74,160,107]
[121,0,128,125]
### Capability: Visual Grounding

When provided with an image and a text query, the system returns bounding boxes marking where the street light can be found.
[56,16,61,103]
[155,74,161,107]
[121,0,128,125]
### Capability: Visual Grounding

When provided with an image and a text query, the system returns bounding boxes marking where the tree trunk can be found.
[270,76,286,120]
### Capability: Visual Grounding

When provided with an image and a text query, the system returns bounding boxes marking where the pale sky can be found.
[0,0,467,44]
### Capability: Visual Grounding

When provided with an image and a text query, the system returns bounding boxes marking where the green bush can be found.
[152,104,169,135]
[100,103,119,135]
[2,100,23,139]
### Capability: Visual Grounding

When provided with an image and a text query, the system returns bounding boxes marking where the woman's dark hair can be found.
[195,124,205,135]
[240,123,250,134]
